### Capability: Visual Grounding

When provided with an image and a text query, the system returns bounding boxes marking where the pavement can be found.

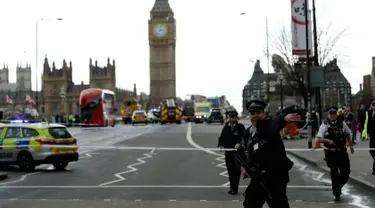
[285,137,375,192]
[0,121,373,208]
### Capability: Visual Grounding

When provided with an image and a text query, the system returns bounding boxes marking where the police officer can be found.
[361,99,375,175]
[218,110,245,195]
[316,107,354,202]
[242,100,300,208]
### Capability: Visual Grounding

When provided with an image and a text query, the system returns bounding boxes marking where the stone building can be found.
[41,56,135,117]
[353,57,375,108]
[242,58,351,115]
[0,63,35,108]
[241,60,300,115]
[148,0,177,108]
[321,59,351,108]
[0,64,32,92]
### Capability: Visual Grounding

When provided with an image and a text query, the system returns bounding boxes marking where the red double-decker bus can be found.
[79,88,117,127]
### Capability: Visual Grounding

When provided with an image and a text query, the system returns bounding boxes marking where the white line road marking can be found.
[294,163,325,181]
[0,172,40,185]
[0,127,152,186]
[215,155,229,183]
[0,185,332,189]
[98,150,155,186]
[79,153,100,159]
[186,122,222,157]
[187,122,230,185]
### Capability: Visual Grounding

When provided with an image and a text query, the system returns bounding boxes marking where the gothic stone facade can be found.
[42,56,134,117]
[148,0,176,107]
[0,64,33,108]
[242,60,297,115]
[242,59,351,115]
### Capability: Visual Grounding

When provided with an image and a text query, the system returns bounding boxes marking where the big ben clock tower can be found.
[148,0,176,107]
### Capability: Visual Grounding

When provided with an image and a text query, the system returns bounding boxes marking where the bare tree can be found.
[270,24,349,108]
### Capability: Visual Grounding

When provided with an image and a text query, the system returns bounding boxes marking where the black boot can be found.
[334,195,340,202]
[228,189,238,195]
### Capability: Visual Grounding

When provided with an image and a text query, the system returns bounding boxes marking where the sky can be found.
[0,0,374,112]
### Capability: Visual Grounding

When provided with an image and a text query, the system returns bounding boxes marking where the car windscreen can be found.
[134,112,145,116]
[152,111,161,117]
[47,127,72,139]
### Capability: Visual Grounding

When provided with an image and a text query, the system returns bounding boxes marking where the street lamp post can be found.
[278,72,284,111]
[35,18,63,113]
[60,87,66,114]
[304,0,313,149]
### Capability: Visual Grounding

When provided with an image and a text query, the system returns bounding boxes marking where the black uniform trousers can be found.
[225,152,241,191]
[370,138,375,172]
[243,174,289,208]
[325,150,351,197]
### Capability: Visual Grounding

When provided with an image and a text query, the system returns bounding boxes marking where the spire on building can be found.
[253,60,263,73]
[133,83,137,97]
[151,0,172,12]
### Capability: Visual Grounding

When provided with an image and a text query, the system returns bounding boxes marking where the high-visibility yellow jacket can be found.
[362,111,370,140]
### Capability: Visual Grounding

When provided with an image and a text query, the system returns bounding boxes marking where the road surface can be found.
[0,122,374,208]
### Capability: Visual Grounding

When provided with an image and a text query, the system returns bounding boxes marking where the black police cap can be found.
[246,100,267,112]
[326,107,338,113]
[282,105,300,114]
[370,99,375,105]
[228,110,238,117]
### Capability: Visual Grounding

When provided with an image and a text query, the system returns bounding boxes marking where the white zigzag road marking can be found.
[98,150,155,186]
[216,155,231,187]
[215,155,228,178]
[293,161,370,208]
[294,163,326,182]
[79,153,100,159]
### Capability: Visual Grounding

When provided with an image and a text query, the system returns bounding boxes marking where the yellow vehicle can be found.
[160,99,182,124]
[194,101,212,123]
[132,110,148,125]
[121,97,140,124]
[0,123,78,172]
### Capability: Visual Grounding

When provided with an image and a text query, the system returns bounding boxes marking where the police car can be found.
[0,121,79,172]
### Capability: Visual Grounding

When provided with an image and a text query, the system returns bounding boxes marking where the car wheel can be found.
[53,162,69,170]
[17,152,35,172]
[145,122,148,125]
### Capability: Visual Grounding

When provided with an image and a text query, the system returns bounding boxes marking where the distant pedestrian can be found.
[358,103,367,139]
[361,99,375,175]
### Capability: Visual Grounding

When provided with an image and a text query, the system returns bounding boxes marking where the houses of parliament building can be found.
[0,57,138,117]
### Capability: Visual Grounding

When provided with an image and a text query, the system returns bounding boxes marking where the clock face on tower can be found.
[153,23,168,38]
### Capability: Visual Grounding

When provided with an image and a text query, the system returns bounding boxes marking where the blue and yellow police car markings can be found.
[0,139,15,158]
[16,137,31,150]
[2,138,16,151]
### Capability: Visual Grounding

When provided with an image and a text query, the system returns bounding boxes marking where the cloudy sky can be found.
[0,0,374,111]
